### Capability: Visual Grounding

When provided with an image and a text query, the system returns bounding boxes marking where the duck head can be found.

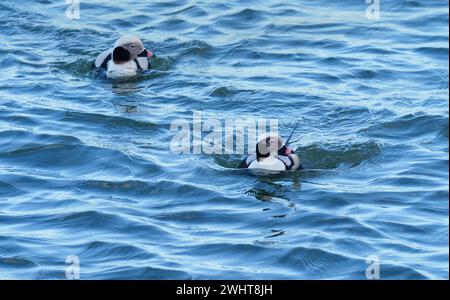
[255,134,284,161]
[112,35,153,64]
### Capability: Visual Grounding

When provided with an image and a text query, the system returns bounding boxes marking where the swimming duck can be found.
[93,35,153,80]
[238,134,303,173]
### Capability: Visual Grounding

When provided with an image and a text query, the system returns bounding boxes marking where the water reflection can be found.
[111,81,141,95]
[246,177,301,243]
[245,175,301,210]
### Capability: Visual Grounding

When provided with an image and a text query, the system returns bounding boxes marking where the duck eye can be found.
[130,44,136,48]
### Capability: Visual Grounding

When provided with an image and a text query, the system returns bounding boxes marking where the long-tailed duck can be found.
[93,35,153,80]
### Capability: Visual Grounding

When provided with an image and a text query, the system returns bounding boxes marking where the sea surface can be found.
[0,0,448,279]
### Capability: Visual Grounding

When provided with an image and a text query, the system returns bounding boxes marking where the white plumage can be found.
[106,59,139,80]
[248,155,287,172]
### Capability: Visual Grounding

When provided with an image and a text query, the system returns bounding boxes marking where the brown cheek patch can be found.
[113,46,131,64]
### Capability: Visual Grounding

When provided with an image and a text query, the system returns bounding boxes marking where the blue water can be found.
[0,0,448,279]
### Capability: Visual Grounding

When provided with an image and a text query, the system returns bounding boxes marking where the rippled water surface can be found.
[0,0,448,279]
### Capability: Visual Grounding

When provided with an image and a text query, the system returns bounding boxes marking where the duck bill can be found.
[138,49,154,58]
[144,49,154,58]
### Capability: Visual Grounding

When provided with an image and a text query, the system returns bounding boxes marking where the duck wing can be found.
[93,48,113,69]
